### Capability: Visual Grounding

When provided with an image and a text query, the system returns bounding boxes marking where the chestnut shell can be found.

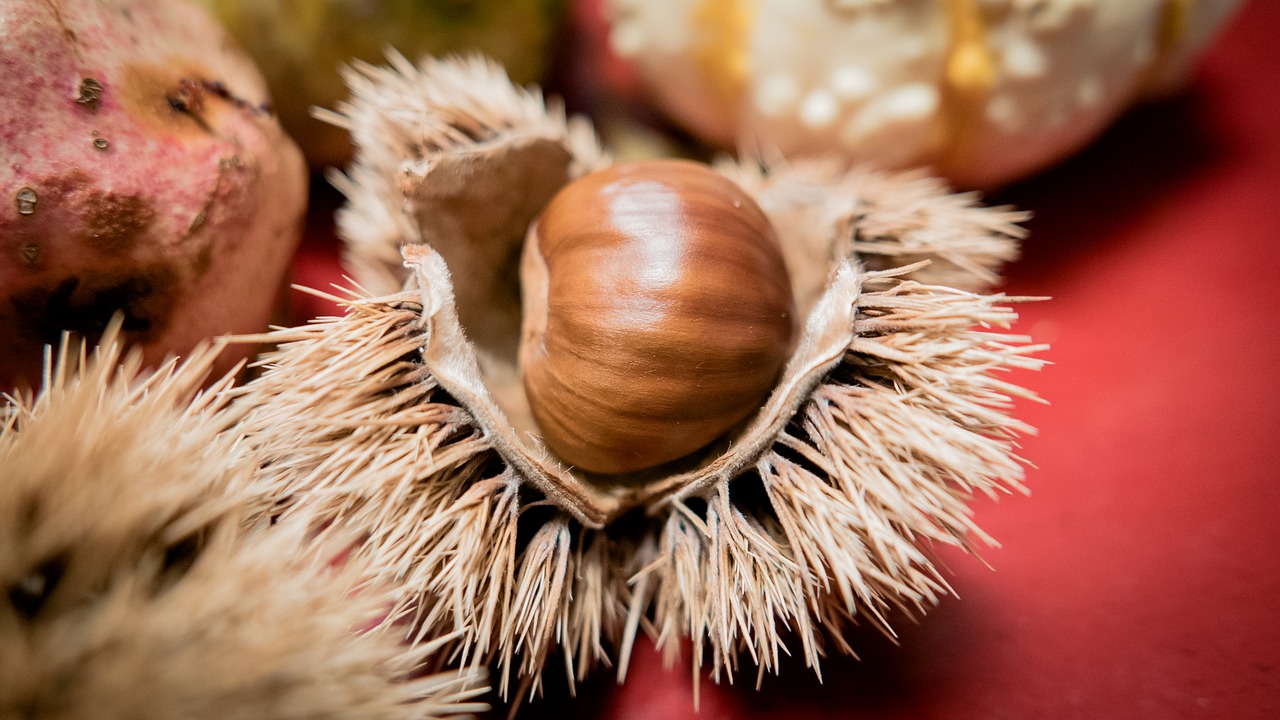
[519,160,797,475]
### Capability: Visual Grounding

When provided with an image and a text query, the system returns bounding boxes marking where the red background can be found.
[293,1,1280,717]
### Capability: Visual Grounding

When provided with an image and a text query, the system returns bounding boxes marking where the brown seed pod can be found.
[227,54,1044,700]
[520,160,796,474]
[0,326,486,720]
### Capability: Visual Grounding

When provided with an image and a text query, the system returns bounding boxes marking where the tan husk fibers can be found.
[0,325,486,719]
[227,55,1046,700]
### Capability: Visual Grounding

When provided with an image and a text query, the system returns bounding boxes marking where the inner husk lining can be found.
[400,138,860,526]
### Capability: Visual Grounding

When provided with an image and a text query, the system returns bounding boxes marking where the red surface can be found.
[291,1,1280,717]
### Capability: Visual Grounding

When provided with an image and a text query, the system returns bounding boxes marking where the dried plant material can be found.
[318,53,607,297]
[0,325,486,720]
[228,55,1045,701]
[716,158,1028,292]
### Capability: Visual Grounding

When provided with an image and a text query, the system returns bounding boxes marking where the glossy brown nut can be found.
[519,160,796,475]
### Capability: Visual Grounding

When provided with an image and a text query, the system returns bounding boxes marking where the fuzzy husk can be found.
[0,325,486,719]
[227,54,1045,700]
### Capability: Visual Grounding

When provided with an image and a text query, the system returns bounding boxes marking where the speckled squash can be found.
[604,0,1242,187]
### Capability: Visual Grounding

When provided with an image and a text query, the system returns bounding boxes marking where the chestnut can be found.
[519,160,797,475]
[228,54,1045,695]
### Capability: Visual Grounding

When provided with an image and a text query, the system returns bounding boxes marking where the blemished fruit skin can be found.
[0,0,308,391]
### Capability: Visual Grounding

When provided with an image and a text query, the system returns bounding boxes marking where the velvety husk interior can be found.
[399,125,870,525]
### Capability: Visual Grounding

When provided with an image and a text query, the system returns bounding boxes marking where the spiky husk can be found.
[225,54,1046,700]
[228,275,1043,698]
[0,327,486,719]
[317,53,608,296]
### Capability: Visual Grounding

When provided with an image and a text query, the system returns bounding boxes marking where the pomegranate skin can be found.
[1,0,307,390]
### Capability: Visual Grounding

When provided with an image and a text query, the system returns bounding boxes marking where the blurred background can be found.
[270,1,1278,718]
[7,0,1267,716]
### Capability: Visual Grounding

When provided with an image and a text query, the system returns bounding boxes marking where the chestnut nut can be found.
[519,160,796,475]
